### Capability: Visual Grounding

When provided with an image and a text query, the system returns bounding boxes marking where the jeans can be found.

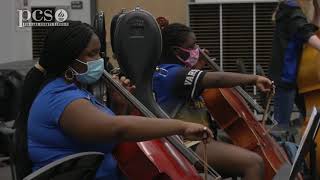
[273,86,296,128]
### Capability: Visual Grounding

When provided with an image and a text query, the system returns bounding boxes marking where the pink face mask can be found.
[175,47,200,68]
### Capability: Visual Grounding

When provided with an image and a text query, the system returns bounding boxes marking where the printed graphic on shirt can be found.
[183,69,203,98]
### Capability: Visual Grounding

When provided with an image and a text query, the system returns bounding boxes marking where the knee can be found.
[247,153,264,173]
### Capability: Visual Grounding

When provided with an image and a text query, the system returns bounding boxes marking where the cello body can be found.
[114,140,202,180]
[297,31,320,176]
[202,88,290,180]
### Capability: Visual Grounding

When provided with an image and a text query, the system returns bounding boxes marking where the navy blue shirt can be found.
[28,78,119,179]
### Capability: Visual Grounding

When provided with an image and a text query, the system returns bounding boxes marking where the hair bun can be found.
[156,17,169,30]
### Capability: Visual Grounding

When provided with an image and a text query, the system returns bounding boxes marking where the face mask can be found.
[175,47,200,68]
[71,58,104,84]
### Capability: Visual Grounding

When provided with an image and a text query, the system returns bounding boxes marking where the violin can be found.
[200,50,295,180]
[94,10,221,180]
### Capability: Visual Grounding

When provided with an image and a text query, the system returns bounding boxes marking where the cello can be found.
[200,50,296,180]
[93,9,221,180]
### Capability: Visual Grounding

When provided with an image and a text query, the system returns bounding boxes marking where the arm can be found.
[287,10,319,50]
[201,72,257,89]
[201,72,272,92]
[172,69,272,100]
[60,99,212,143]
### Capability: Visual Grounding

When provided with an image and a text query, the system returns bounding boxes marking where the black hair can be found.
[161,23,193,58]
[14,21,97,179]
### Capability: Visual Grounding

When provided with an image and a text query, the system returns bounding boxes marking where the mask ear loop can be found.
[71,59,89,75]
[64,59,86,82]
[175,55,193,68]
[172,46,193,68]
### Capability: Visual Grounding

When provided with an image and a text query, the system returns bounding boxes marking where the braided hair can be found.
[15,21,97,179]
[161,23,193,59]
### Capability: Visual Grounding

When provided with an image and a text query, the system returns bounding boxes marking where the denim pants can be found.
[273,85,296,128]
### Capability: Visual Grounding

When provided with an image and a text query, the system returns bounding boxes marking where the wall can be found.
[194,0,277,3]
[0,0,186,64]
[0,0,93,64]
[97,0,188,65]
[31,0,93,24]
[0,0,32,64]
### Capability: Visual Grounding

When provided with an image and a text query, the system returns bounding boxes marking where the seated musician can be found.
[23,21,213,179]
[152,23,273,179]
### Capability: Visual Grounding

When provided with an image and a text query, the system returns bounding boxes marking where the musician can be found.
[20,21,213,179]
[152,23,272,179]
[269,0,320,131]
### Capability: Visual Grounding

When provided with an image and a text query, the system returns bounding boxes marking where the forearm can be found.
[61,99,186,143]
[201,72,257,89]
[112,116,186,142]
[308,35,320,51]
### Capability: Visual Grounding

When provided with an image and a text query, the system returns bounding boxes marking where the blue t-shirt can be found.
[153,64,185,113]
[28,78,119,180]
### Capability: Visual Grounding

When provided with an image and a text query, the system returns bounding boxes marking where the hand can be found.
[194,48,210,69]
[110,75,136,114]
[201,48,210,55]
[182,122,214,143]
[255,76,273,93]
[112,75,136,93]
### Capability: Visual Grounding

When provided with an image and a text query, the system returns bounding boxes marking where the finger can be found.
[262,85,271,91]
[112,75,119,80]
[202,127,208,139]
[124,79,131,85]
[203,137,211,144]
[202,127,213,139]
[205,127,214,139]
[259,87,268,92]
[127,86,136,93]
[202,127,213,142]
[120,76,126,82]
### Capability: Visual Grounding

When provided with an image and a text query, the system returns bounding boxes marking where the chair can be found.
[22,152,104,180]
[0,120,16,180]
